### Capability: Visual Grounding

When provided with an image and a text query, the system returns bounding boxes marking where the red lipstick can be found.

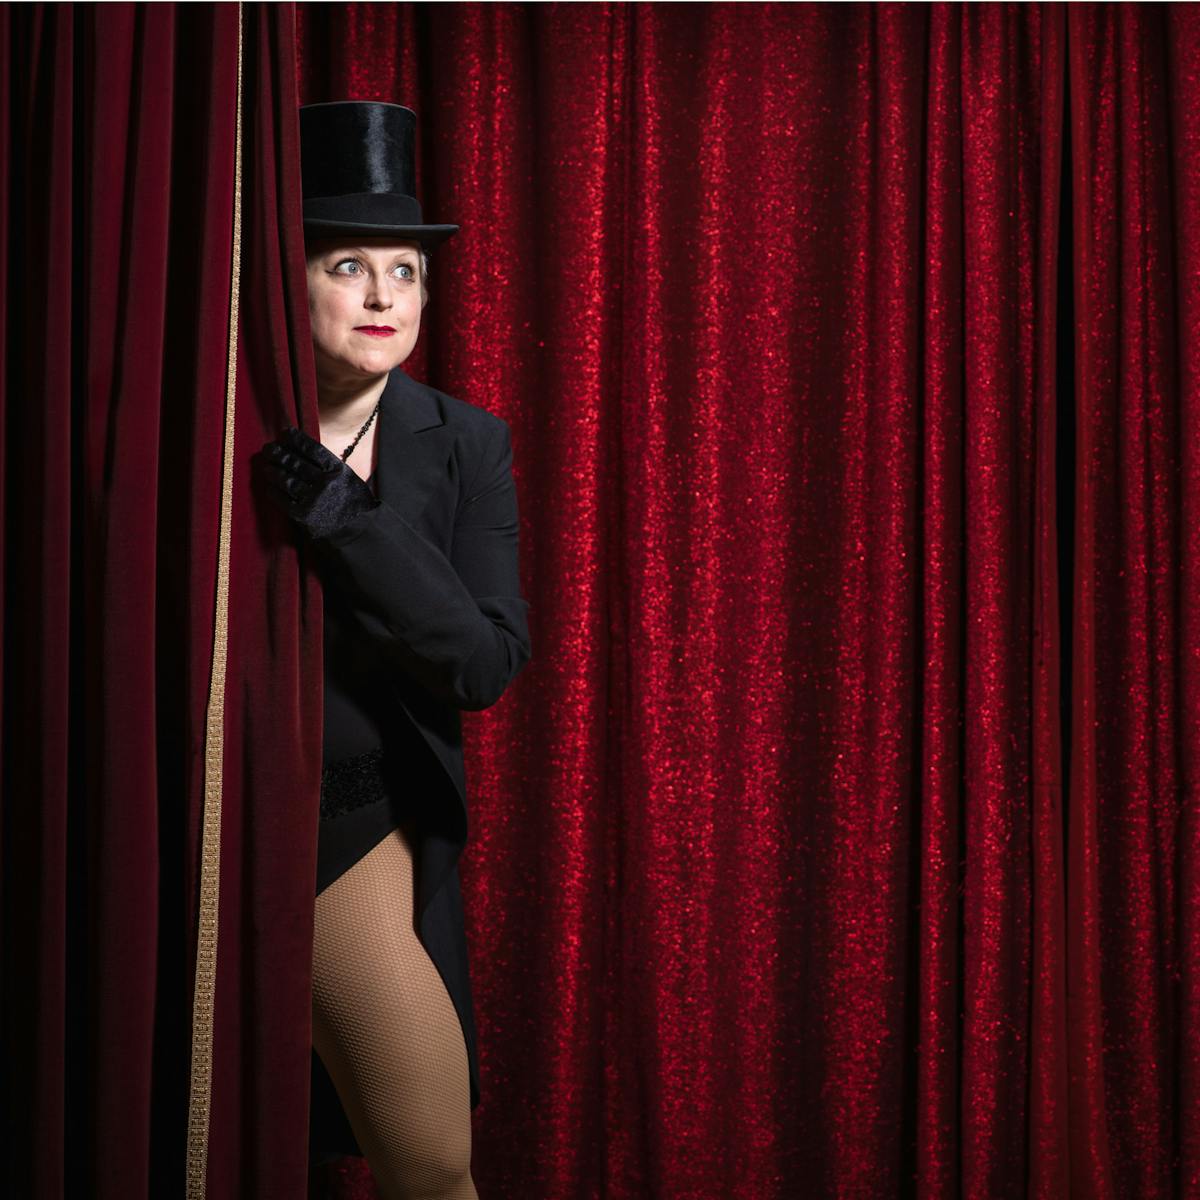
[355,325,396,337]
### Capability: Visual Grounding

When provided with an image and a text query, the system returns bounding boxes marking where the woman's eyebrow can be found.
[336,247,417,261]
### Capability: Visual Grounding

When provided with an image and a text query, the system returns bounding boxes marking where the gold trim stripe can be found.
[187,2,242,1194]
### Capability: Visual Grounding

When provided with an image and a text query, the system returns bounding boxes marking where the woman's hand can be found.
[256,426,379,541]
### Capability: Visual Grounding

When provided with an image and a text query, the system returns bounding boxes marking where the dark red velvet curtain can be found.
[1,3,323,1196]
[3,3,1199,1198]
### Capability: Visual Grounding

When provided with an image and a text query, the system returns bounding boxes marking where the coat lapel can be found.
[374,368,456,529]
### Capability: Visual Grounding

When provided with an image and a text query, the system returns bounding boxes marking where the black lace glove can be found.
[256,425,379,541]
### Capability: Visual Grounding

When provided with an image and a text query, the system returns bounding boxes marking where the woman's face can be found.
[305,237,425,382]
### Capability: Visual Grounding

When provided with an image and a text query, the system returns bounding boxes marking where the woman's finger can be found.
[281,426,341,472]
[263,443,326,484]
[283,475,313,502]
[261,460,314,502]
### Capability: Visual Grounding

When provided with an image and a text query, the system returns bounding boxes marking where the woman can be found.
[257,102,531,1199]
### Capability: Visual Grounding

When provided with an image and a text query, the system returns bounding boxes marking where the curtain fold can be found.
[1168,11,1200,1191]
[1,4,77,1194]
[1066,5,1200,1197]
[213,3,322,1195]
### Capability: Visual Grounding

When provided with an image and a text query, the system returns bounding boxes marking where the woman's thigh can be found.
[311,823,475,1200]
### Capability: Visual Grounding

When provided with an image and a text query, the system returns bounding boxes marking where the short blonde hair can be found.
[417,247,430,306]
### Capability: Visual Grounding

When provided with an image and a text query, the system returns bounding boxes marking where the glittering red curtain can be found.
[1066,5,1200,1197]
[292,2,1074,1197]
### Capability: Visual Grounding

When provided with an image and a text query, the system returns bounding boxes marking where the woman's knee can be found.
[358,1097,473,1200]
[312,1023,475,1200]
[373,1134,474,1200]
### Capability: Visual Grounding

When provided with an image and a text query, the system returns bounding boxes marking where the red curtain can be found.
[1,3,322,1196]
[3,3,1199,1198]
[295,3,1198,1198]
[1067,6,1200,1196]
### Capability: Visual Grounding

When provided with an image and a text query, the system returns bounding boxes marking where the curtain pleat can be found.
[1166,10,1200,1192]
[1067,5,1200,1197]
[2,5,76,1195]
[84,7,203,1194]
[211,1,322,1192]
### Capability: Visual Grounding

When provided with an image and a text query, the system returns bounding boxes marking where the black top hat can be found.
[299,101,458,248]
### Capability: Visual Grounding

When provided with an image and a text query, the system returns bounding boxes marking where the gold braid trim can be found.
[186,2,242,1194]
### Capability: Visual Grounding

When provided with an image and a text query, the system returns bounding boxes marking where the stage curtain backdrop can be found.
[294,4,1184,1198]
[1,4,325,1197]
[5,3,1199,1199]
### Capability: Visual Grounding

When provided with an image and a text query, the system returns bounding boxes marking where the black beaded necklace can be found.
[339,399,380,463]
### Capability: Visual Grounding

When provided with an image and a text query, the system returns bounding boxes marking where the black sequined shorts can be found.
[316,747,403,895]
[319,746,391,822]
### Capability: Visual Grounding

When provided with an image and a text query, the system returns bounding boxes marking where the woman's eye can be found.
[329,259,414,280]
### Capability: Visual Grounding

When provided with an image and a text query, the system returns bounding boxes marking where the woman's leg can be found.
[311,823,478,1200]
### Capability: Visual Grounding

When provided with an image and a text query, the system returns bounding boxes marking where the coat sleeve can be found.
[310,418,532,711]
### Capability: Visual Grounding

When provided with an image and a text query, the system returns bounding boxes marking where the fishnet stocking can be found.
[312,822,478,1200]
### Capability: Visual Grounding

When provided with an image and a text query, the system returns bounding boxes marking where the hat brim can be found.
[303,219,459,249]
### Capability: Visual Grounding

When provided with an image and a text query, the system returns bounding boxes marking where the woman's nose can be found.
[364,277,391,311]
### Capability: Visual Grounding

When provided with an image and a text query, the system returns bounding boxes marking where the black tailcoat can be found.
[307,366,531,1163]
